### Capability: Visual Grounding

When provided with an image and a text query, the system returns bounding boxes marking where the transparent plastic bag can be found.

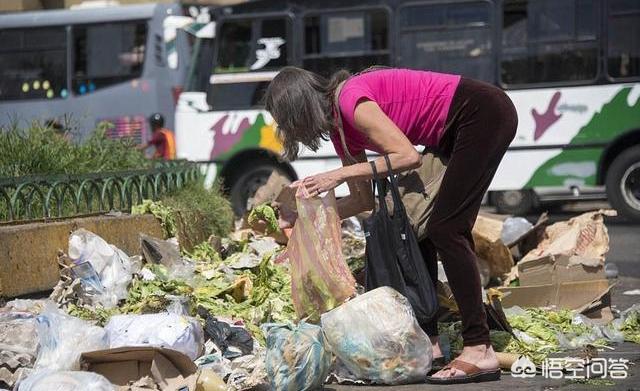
[68,229,133,308]
[557,314,625,349]
[139,234,195,281]
[501,217,533,245]
[34,304,108,371]
[321,287,433,385]
[104,313,204,360]
[17,370,114,391]
[286,187,355,322]
[262,322,331,391]
[0,313,38,356]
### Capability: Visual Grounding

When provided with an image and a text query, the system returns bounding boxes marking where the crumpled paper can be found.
[522,209,616,265]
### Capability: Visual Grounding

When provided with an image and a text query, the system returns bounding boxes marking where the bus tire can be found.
[492,190,536,216]
[605,145,640,222]
[229,164,288,216]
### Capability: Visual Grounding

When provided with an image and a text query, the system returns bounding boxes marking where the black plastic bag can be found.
[197,307,254,358]
[362,155,438,325]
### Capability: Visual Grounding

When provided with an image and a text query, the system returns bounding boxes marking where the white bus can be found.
[175,0,640,221]
[0,2,213,143]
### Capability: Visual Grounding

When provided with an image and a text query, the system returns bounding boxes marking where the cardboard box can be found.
[517,254,605,286]
[81,347,197,391]
[498,279,613,312]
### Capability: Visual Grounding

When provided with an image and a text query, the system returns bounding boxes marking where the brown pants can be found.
[419,78,517,346]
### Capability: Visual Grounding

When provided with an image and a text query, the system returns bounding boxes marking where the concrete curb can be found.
[0,214,163,297]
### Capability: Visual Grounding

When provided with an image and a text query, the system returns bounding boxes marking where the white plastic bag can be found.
[17,370,114,391]
[321,287,433,385]
[34,305,108,371]
[68,229,133,308]
[104,313,204,360]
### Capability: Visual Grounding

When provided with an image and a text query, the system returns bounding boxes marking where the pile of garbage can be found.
[0,169,638,389]
[0,197,377,390]
[0,225,299,390]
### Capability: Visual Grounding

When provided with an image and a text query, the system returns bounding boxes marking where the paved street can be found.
[332,205,640,390]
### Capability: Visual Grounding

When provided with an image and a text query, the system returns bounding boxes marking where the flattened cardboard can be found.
[518,254,605,286]
[498,279,612,312]
[81,346,197,391]
[472,214,514,277]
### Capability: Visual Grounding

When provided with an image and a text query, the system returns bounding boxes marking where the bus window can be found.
[207,81,271,110]
[216,19,253,72]
[607,0,640,79]
[501,0,600,86]
[0,27,67,101]
[398,1,493,82]
[257,19,288,70]
[72,21,147,95]
[209,17,291,110]
[303,9,390,76]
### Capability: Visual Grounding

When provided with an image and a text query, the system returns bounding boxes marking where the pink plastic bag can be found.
[287,185,356,322]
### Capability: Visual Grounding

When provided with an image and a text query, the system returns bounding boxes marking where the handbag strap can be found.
[383,155,407,217]
[369,161,390,215]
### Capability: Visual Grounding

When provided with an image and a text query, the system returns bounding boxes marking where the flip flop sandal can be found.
[425,359,501,384]
[428,357,448,375]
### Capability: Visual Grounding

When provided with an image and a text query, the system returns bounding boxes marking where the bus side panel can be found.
[491,84,640,191]
[175,108,282,161]
[0,78,169,142]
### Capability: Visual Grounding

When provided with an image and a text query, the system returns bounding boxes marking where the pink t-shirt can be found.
[330,69,461,158]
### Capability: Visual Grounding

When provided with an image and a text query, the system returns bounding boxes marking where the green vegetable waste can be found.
[441,306,640,365]
[67,238,295,343]
[618,304,640,344]
[248,204,280,235]
[132,200,178,237]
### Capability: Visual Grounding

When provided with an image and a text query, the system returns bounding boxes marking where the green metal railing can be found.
[0,161,201,222]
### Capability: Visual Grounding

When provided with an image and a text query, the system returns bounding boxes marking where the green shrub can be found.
[161,182,234,240]
[0,121,149,178]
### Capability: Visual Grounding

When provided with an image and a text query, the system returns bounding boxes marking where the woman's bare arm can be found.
[335,151,374,219]
[303,99,421,216]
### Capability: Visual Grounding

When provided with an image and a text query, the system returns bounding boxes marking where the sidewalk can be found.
[330,342,639,390]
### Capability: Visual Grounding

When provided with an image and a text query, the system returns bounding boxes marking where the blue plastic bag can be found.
[263,322,331,391]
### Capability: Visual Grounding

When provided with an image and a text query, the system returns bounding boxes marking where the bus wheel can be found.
[492,190,536,216]
[606,145,640,222]
[229,164,288,216]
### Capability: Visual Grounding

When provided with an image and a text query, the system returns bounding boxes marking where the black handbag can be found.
[362,155,439,325]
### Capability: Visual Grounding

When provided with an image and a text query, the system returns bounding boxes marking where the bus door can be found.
[395,0,496,82]
[175,14,293,213]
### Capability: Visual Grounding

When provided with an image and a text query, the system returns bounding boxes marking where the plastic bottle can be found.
[605,263,619,279]
[501,217,533,244]
[196,368,226,391]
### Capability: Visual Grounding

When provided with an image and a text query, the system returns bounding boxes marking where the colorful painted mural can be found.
[526,87,640,187]
[209,113,282,160]
[489,83,640,190]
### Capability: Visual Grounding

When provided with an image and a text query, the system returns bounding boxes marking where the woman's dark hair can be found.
[264,66,350,160]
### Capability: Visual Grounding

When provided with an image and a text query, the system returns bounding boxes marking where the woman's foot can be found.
[430,343,498,379]
[430,336,443,360]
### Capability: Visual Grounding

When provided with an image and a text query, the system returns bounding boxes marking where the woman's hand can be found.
[302,169,345,196]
